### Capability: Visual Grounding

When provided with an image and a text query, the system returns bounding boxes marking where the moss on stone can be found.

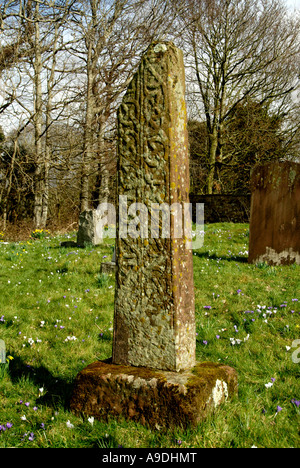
[70,360,238,429]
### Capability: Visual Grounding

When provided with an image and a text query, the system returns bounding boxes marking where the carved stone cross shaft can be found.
[112,42,196,372]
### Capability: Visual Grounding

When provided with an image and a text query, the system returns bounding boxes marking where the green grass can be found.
[0,224,299,448]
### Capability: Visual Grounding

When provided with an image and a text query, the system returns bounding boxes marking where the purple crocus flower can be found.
[291,399,300,407]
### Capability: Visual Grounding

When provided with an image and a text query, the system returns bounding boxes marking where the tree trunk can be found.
[207,128,218,194]
[91,118,110,208]
[33,3,45,229]
[40,23,60,228]
[2,140,18,231]
[40,151,49,228]
[80,40,95,213]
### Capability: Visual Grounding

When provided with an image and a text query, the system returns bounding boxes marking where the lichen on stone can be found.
[113,41,195,372]
[209,379,229,407]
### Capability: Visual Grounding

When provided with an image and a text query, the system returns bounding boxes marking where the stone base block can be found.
[70,360,238,429]
[100,262,117,275]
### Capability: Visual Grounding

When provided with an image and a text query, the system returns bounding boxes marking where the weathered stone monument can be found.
[249,161,300,265]
[70,42,237,428]
[100,246,117,274]
[113,41,195,371]
[77,209,103,247]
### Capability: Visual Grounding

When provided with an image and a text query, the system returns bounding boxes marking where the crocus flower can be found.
[291,399,300,407]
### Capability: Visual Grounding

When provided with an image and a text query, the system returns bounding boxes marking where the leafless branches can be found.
[0,0,299,229]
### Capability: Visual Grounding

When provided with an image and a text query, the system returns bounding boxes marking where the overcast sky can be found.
[286,0,300,10]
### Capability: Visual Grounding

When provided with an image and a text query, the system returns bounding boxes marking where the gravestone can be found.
[77,209,103,247]
[100,246,117,274]
[249,161,300,265]
[70,42,238,428]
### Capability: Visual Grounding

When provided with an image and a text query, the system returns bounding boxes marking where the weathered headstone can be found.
[70,42,238,428]
[77,209,103,247]
[249,161,300,265]
[100,246,116,274]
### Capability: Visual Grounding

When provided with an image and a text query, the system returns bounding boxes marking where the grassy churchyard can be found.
[0,223,299,448]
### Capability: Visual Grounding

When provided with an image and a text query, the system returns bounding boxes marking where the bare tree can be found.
[73,0,128,212]
[69,0,177,212]
[1,1,180,228]
[175,0,300,193]
[0,123,35,229]
[0,1,78,228]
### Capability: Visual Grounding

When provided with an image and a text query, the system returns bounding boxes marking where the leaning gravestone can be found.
[70,42,237,428]
[77,209,103,246]
[249,161,300,265]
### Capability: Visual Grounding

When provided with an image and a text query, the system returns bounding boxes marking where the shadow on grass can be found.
[50,241,113,250]
[97,433,123,449]
[193,251,248,263]
[9,355,74,410]
[49,241,88,250]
